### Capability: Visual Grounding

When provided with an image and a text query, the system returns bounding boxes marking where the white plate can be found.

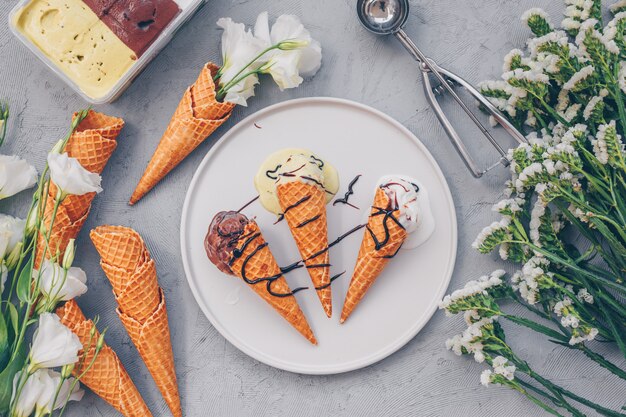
[181,97,457,374]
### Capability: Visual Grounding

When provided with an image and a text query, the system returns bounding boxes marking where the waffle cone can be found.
[340,189,407,323]
[229,221,317,344]
[118,289,180,417]
[130,63,235,204]
[90,225,182,417]
[34,110,123,268]
[90,226,148,270]
[276,181,332,317]
[34,200,90,269]
[56,300,153,417]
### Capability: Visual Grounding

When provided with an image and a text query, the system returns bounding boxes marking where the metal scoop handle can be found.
[395,29,527,177]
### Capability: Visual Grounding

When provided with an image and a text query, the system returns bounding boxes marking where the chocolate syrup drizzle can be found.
[296,214,321,228]
[229,232,308,297]
[367,206,406,251]
[315,271,346,290]
[333,175,361,209]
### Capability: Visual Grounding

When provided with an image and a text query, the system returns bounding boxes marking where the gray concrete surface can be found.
[1,0,625,415]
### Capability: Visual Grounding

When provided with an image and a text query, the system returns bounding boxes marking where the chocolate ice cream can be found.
[83,0,180,56]
[205,211,250,275]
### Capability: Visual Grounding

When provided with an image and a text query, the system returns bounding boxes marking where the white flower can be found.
[503,49,524,72]
[216,17,266,106]
[472,217,511,250]
[0,214,25,260]
[553,297,572,315]
[29,313,82,371]
[503,68,550,84]
[11,371,45,417]
[576,19,620,55]
[492,198,522,214]
[36,260,87,302]
[35,370,83,415]
[0,154,37,200]
[583,89,608,120]
[529,198,547,245]
[576,288,594,304]
[610,1,626,13]
[563,65,594,91]
[561,314,580,328]
[480,369,493,387]
[522,8,550,24]
[492,356,516,380]
[569,327,598,345]
[439,271,505,313]
[254,12,322,90]
[47,153,102,197]
[445,334,464,356]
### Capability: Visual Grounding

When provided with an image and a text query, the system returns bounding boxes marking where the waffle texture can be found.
[34,110,123,268]
[56,300,153,417]
[229,221,317,345]
[90,225,182,417]
[130,63,235,204]
[340,188,408,323]
[276,181,332,317]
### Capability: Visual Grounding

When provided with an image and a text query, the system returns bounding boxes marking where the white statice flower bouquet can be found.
[0,110,106,417]
[442,1,626,415]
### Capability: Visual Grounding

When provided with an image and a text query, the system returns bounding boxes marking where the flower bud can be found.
[61,363,75,379]
[62,239,76,269]
[96,332,106,351]
[26,201,39,237]
[5,241,22,270]
[89,322,98,339]
[50,139,65,155]
[277,39,309,50]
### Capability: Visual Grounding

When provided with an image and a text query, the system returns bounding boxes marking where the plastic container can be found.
[9,0,207,104]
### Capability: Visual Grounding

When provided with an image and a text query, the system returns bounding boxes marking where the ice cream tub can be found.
[9,0,207,104]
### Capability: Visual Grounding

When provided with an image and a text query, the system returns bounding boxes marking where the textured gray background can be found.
[1,0,625,415]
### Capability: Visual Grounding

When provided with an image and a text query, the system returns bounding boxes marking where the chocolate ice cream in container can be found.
[9,0,206,104]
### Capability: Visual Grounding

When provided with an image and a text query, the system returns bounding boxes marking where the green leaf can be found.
[0,312,7,371]
[16,257,33,304]
[6,304,18,340]
[0,344,26,413]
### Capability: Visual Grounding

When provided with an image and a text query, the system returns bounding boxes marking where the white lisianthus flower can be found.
[47,153,102,198]
[216,17,266,106]
[35,369,83,415]
[254,12,322,90]
[0,214,25,260]
[0,154,37,200]
[29,313,82,371]
[36,260,88,302]
[11,371,45,417]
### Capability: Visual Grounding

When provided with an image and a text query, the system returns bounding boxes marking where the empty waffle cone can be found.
[34,199,90,269]
[56,300,153,417]
[34,110,123,268]
[130,63,235,204]
[118,289,180,417]
[229,221,317,345]
[340,188,408,323]
[276,181,332,318]
[90,226,148,271]
[90,225,182,417]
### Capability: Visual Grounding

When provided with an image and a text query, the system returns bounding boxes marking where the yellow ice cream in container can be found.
[9,0,203,103]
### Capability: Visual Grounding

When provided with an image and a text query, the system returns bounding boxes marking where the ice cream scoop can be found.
[204,211,249,274]
[204,210,317,344]
[376,175,435,249]
[254,148,339,215]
